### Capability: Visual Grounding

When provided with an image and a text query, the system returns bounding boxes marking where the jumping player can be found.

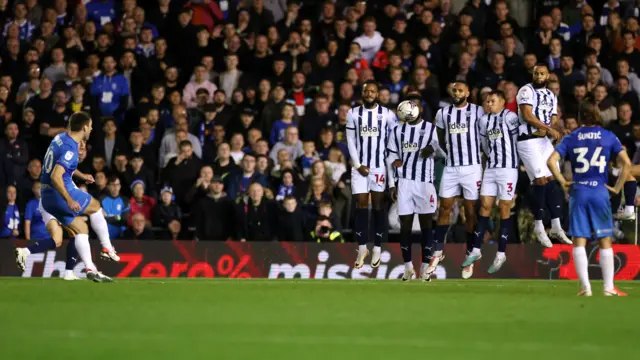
[516,63,571,247]
[547,101,631,296]
[428,81,484,279]
[346,80,397,269]
[16,112,117,282]
[461,91,519,275]
[388,95,439,281]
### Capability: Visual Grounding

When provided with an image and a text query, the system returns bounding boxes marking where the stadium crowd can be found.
[1,0,640,242]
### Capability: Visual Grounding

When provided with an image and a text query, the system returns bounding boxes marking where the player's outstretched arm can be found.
[51,164,80,211]
[547,151,572,192]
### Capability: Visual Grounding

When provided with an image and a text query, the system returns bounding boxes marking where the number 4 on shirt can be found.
[374,174,385,184]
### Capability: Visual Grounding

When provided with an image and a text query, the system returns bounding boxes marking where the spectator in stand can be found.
[122,212,154,240]
[128,180,156,227]
[186,165,214,206]
[608,102,635,152]
[277,195,306,241]
[299,94,336,142]
[90,54,129,122]
[269,103,297,145]
[183,64,217,109]
[269,125,303,163]
[193,177,235,240]
[128,127,157,171]
[3,2,35,41]
[0,185,20,239]
[1,122,28,184]
[275,169,296,202]
[296,140,320,178]
[225,153,269,201]
[302,176,332,224]
[158,117,202,168]
[93,117,127,169]
[594,84,618,127]
[616,58,640,103]
[162,140,202,209]
[101,175,130,240]
[213,142,239,180]
[236,182,278,241]
[324,147,347,187]
[24,181,47,241]
[581,49,614,87]
[91,171,108,199]
[353,16,384,63]
[17,158,41,202]
[124,154,155,198]
[153,186,183,240]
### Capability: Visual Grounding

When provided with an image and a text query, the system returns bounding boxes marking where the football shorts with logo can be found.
[568,187,613,238]
[41,185,92,227]
[480,168,518,200]
[351,167,387,194]
[397,179,437,215]
[517,137,555,181]
[439,164,483,200]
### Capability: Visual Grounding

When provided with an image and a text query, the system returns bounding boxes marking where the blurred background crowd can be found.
[1,0,639,243]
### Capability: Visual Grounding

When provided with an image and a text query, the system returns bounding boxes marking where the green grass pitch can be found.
[1,279,639,360]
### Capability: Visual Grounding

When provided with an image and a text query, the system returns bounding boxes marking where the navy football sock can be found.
[399,228,411,263]
[421,228,434,263]
[371,209,386,247]
[473,216,490,249]
[498,218,512,253]
[65,239,78,271]
[27,238,56,254]
[545,181,562,220]
[433,224,448,251]
[624,180,637,207]
[531,184,546,220]
[466,232,474,255]
[354,208,369,246]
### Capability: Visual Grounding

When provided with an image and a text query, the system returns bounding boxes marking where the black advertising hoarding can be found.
[2,241,640,280]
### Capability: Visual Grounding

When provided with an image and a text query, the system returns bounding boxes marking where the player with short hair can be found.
[428,81,484,279]
[15,112,118,282]
[388,94,439,281]
[516,63,571,247]
[547,101,631,296]
[461,91,519,275]
[346,80,397,269]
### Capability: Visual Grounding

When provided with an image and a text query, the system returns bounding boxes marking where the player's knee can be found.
[85,198,101,214]
[498,201,512,218]
[598,237,613,249]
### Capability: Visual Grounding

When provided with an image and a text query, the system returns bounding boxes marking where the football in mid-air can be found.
[396,100,420,122]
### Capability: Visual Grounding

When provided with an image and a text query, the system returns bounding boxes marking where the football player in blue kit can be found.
[547,102,631,296]
[15,112,119,282]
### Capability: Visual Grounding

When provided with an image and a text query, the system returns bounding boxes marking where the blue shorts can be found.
[568,187,613,239]
[41,186,92,227]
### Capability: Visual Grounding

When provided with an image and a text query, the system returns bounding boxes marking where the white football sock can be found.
[23,248,31,255]
[625,205,635,214]
[90,211,113,251]
[573,246,591,292]
[358,245,367,253]
[404,261,413,269]
[534,220,545,232]
[433,250,443,257]
[550,218,562,231]
[599,248,615,292]
[74,234,96,271]
[64,269,74,278]
[472,247,482,255]
[496,251,506,260]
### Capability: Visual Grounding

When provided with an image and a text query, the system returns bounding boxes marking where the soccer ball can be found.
[396,100,420,122]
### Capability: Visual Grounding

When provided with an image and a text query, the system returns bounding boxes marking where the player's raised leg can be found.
[83,197,119,261]
[15,202,63,271]
[429,196,454,275]
[615,173,636,220]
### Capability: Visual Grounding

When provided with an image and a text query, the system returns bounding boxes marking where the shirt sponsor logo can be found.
[360,126,379,137]
[402,142,420,152]
[449,123,468,134]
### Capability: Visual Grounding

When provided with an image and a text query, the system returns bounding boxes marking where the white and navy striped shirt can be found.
[388,119,438,182]
[435,103,484,167]
[516,83,557,136]
[479,109,519,169]
[346,104,397,169]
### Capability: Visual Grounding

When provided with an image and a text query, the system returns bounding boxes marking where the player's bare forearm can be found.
[346,128,360,168]
[437,128,445,151]
[52,165,73,204]
[614,151,632,193]
[547,152,567,185]
[24,221,31,241]
[73,170,86,180]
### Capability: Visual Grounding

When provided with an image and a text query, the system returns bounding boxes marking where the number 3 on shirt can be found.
[574,147,606,173]
[374,174,385,184]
